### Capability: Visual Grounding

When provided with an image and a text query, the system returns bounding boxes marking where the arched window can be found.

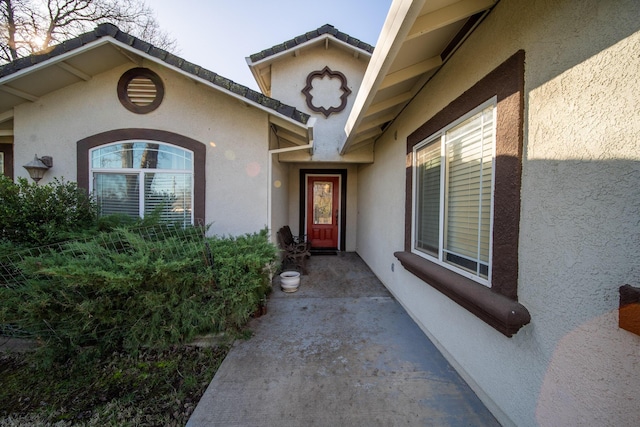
[90,141,194,226]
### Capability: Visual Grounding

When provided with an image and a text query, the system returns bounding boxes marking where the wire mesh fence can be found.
[0,224,210,288]
[0,225,213,287]
[0,224,212,338]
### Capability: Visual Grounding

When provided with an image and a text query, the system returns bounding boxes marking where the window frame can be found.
[89,141,195,224]
[411,98,497,286]
[395,51,530,337]
[77,129,206,224]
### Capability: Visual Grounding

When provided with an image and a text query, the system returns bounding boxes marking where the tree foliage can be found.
[0,0,177,63]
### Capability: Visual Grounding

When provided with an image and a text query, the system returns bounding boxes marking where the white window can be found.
[412,99,496,285]
[90,142,194,226]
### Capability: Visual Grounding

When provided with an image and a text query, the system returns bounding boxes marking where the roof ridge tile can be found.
[248,23,374,62]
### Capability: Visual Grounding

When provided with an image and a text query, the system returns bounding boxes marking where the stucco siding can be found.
[270,44,372,163]
[270,152,291,236]
[357,0,640,426]
[13,62,272,237]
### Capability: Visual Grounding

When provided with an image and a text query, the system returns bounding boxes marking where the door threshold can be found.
[311,248,338,256]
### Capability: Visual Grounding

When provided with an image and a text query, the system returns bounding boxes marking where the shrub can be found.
[0,175,97,247]
[207,229,277,327]
[0,226,277,364]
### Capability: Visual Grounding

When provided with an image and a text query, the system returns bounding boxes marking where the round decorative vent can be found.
[117,68,164,114]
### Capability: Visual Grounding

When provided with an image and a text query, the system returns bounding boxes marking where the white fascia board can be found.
[245,55,266,93]
[342,0,426,151]
[0,35,310,137]
[0,110,14,123]
[0,38,115,85]
[247,34,372,68]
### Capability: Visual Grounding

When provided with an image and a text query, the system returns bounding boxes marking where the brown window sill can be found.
[394,251,530,337]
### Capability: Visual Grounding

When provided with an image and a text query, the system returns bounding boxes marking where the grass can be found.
[0,342,232,426]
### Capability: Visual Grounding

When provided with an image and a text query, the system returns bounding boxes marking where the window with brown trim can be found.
[77,129,206,223]
[394,50,530,337]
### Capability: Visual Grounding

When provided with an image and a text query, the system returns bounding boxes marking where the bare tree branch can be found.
[0,0,178,63]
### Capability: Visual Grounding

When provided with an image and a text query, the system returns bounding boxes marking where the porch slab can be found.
[187,252,500,426]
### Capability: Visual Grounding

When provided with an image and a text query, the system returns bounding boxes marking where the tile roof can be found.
[249,24,375,63]
[0,23,310,125]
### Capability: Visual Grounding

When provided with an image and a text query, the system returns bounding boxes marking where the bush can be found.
[0,175,97,247]
[0,226,277,364]
[207,229,277,327]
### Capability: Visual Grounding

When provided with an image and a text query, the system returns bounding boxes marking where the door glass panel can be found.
[313,181,333,225]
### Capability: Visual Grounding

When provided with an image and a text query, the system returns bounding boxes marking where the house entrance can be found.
[301,170,346,251]
[307,176,339,248]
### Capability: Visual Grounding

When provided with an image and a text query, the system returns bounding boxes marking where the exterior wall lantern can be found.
[23,155,53,183]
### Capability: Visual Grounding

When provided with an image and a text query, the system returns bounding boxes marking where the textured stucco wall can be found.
[357,0,640,426]
[270,43,372,163]
[270,152,291,237]
[13,61,271,237]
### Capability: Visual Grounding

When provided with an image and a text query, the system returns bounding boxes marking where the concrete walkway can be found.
[187,252,500,426]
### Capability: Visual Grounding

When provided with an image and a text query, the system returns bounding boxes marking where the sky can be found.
[151,0,392,91]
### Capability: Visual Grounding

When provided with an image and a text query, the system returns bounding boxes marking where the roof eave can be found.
[0,26,311,133]
[341,0,498,155]
[342,0,425,155]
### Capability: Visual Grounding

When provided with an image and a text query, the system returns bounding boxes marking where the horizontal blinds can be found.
[444,106,493,277]
[94,173,140,219]
[416,140,441,255]
[144,173,192,227]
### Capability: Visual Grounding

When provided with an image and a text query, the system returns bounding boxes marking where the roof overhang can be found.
[247,33,373,97]
[0,35,312,144]
[341,0,498,154]
[0,38,130,125]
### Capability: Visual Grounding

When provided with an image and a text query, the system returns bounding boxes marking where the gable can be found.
[0,24,313,148]
[247,24,373,98]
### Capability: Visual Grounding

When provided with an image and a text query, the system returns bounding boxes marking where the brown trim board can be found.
[398,50,529,337]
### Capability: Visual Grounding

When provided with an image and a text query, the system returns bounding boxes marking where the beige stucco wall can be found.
[12,61,272,237]
[356,0,640,426]
[270,149,291,235]
[269,43,372,163]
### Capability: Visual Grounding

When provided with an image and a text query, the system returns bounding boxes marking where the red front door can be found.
[307,176,339,249]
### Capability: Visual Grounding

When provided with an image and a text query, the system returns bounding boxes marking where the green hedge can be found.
[0,227,277,364]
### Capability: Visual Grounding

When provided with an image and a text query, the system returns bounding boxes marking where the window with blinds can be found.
[413,99,495,284]
[90,142,194,227]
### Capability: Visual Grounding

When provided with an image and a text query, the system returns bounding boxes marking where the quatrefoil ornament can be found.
[302,66,352,117]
